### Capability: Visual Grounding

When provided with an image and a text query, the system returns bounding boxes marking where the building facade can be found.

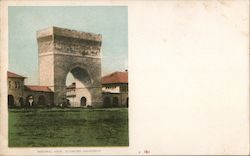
[8,71,129,108]
[24,85,54,107]
[102,71,129,107]
[8,71,26,107]
[8,71,53,107]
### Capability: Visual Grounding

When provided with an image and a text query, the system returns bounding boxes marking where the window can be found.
[17,82,20,89]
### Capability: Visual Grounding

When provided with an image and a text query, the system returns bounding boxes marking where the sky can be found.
[8,6,127,85]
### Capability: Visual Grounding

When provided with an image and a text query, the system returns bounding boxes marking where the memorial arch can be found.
[37,26,103,107]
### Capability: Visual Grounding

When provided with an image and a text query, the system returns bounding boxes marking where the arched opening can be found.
[65,67,92,107]
[66,72,75,86]
[8,95,14,107]
[126,98,128,107]
[113,97,119,107]
[38,95,46,106]
[19,97,24,107]
[80,97,87,106]
[26,95,34,107]
[104,97,111,108]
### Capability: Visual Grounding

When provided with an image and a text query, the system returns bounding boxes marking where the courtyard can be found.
[9,108,128,147]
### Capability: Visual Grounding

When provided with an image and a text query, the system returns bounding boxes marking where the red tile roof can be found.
[7,71,26,79]
[25,85,53,92]
[102,71,128,84]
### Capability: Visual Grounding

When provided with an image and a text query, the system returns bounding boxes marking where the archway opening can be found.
[26,95,34,107]
[113,97,119,107]
[8,95,14,107]
[66,72,75,106]
[38,95,46,106]
[80,97,87,106]
[104,97,111,108]
[66,72,75,86]
[65,67,92,107]
[126,98,129,107]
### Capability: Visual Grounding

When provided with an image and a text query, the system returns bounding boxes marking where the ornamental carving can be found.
[54,36,101,57]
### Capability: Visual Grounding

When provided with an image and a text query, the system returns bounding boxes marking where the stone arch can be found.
[66,63,94,85]
[8,95,14,107]
[38,26,103,107]
[26,95,34,107]
[37,95,46,106]
[113,97,119,107]
[65,66,92,107]
[104,97,111,108]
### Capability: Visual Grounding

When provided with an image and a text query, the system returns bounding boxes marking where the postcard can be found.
[0,0,249,155]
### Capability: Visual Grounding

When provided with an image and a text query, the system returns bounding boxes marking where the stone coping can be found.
[37,26,102,42]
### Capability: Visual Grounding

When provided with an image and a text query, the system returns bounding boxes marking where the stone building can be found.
[24,85,53,107]
[66,71,129,108]
[102,71,128,107]
[8,71,26,107]
[8,71,53,107]
[8,70,129,108]
[66,82,77,107]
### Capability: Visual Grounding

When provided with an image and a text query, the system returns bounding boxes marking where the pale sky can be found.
[8,6,127,85]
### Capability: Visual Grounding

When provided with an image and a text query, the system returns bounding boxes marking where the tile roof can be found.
[25,85,53,92]
[102,71,128,84]
[7,71,26,79]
